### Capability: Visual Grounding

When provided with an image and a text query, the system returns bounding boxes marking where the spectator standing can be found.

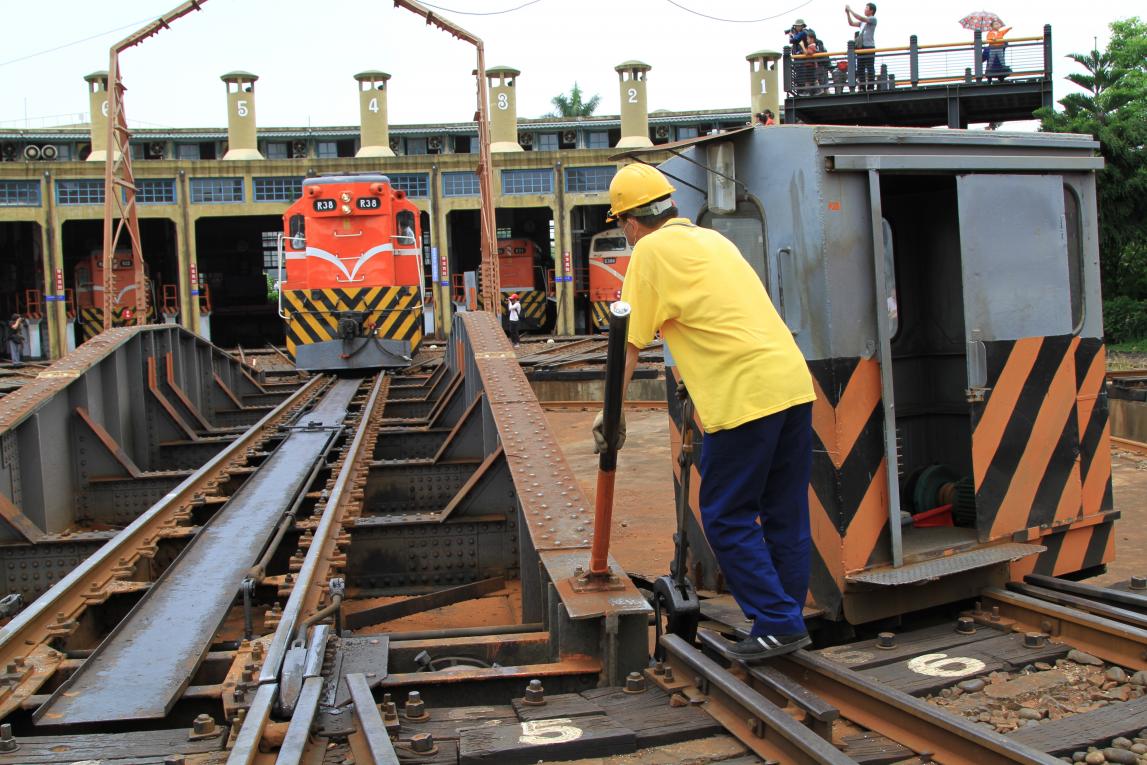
[787,19,809,90]
[506,293,521,347]
[756,110,776,125]
[845,3,878,90]
[6,314,26,365]
[986,19,1012,82]
[802,29,830,94]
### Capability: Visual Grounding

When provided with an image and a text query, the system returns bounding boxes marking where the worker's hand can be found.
[592,410,627,454]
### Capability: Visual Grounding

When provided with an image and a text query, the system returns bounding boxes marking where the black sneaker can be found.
[726,632,811,662]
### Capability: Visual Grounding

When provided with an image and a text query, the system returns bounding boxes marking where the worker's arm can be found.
[845,6,862,25]
[592,342,640,454]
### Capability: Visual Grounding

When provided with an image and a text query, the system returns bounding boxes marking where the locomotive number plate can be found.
[312,199,336,212]
[356,197,380,210]
[602,257,616,264]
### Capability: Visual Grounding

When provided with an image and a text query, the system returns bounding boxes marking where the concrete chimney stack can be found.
[615,61,652,148]
[84,71,111,162]
[355,71,396,158]
[486,66,523,153]
[221,71,263,160]
[746,50,782,123]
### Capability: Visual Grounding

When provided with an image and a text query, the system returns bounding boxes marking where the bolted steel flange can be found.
[876,632,896,649]
[522,678,546,706]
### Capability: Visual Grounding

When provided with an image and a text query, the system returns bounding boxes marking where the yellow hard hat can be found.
[607,163,675,219]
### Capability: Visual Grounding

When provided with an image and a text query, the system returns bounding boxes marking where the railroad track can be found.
[3,320,1147,764]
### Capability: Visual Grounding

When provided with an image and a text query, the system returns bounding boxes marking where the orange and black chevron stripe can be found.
[590,301,611,331]
[283,286,422,358]
[663,358,886,622]
[77,305,156,341]
[807,357,887,619]
[1001,337,1115,578]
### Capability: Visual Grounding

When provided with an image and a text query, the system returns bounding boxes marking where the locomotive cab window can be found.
[699,201,768,288]
[396,211,416,245]
[288,214,305,250]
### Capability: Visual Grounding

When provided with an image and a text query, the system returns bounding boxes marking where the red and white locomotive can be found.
[279,174,423,370]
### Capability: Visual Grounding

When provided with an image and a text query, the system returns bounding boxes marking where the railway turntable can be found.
[0,122,1136,762]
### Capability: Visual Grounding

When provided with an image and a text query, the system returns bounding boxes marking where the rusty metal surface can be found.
[976,588,1147,671]
[34,378,358,726]
[0,327,140,433]
[776,648,1059,765]
[0,374,325,720]
[458,313,652,622]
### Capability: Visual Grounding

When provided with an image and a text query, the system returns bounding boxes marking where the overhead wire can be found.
[0,15,159,69]
[418,0,545,15]
[662,0,814,23]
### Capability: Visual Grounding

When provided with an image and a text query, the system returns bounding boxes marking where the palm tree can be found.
[550,83,600,118]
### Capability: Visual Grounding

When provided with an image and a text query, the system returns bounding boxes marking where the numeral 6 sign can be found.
[906,652,987,678]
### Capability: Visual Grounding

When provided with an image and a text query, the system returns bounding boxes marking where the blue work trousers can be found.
[699,403,812,636]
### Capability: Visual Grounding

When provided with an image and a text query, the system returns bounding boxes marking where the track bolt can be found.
[192,713,216,736]
[410,732,435,753]
[1023,632,1046,648]
[624,671,646,694]
[232,688,245,703]
[956,617,977,635]
[1132,575,1147,590]
[663,666,675,682]
[404,691,428,720]
[990,606,1000,621]
[382,694,400,724]
[876,632,896,650]
[523,678,546,706]
[240,669,254,683]
[0,723,17,752]
[653,661,665,675]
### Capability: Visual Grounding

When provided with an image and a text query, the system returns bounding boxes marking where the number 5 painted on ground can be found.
[519,718,583,745]
[907,652,987,678]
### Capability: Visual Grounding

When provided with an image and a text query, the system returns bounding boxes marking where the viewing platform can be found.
[782,24,1054,128]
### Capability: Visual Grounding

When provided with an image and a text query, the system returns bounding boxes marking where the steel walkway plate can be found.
[34,378,360,726]
[846,543,1045,586]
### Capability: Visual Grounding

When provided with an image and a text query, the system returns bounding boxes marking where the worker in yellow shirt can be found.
[592,163,816,661]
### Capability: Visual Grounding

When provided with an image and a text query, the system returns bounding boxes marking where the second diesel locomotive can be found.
[278,174,423,371]
[587,227,632,331]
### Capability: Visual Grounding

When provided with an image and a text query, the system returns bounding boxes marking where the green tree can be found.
[1038,18,1147,301]
[550,82,600,118]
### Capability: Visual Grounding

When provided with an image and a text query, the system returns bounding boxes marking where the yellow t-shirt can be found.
[621,219,815,432]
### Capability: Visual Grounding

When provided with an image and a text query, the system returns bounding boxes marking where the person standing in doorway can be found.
[7,313,26,365]
[845,3,877,90]
[506,293,521,347]
[593,163,816,661]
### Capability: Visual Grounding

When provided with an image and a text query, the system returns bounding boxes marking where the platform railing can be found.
[784,23,1051,97]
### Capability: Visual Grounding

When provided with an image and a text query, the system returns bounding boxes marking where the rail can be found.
[784,24,1051,97]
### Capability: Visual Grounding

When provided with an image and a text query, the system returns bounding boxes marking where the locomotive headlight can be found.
[340,192,351,203]
[341,204,352,214]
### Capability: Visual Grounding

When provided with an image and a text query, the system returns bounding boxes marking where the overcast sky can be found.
[0,0,1140,131]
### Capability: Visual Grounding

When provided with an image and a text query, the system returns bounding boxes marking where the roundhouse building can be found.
[0,63,760,358]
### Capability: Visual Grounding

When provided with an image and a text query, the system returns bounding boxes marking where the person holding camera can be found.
[845,3,878,90]
[801,29,830,95]
[6,313,26,365]
[786,19,809,90]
